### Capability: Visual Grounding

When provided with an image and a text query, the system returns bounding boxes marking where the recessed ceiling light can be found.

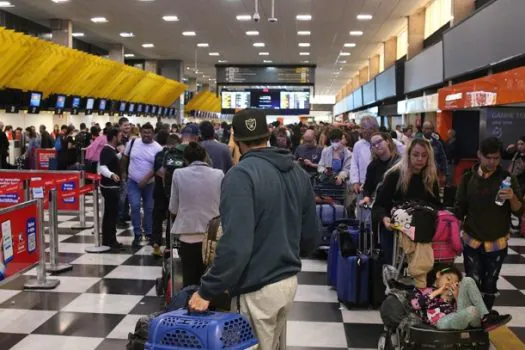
[350,31,363,36]
[90,17,108,23]
[299,52,310,56]
[246,31,259,36]
[297,31,311,36]
[236,14,252,21]
[197,43,209,47]
[344,43,357,48]
[340,52,351,56]
[124,53,135,58]
[120,32,134,38]
[296,14,312,21]
[162,15,179,22]
[357,14,373,20]
[51,0,69,3]
[298,43,310,47]
[302,60,310,63]
[209,52,220,56]
[263,60,273,63]
[72,32,85,37]
[339,60,347,64]
[182,31,196,36]
[142,43,155,48]
[0,1,14,7]
[259,52,269,56]
[218,60,228,63]
[253,42,265,47]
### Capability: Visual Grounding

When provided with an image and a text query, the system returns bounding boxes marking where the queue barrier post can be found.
[70,172,92,229]
[85,178,110,253]
[24,198,60,290]
[45,189,73,273]
[23,179,30,202]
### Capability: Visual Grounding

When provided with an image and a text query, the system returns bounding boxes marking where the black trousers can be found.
[152,190,170,246]
[179,241,206,288]
[101,187,120,246]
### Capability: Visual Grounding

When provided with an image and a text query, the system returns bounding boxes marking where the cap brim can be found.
[234,132,271,143]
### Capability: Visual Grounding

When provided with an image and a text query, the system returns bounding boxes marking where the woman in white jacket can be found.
[318,128,352,185]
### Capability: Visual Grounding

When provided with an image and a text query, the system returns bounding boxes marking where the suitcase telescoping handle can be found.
[359,204,372,253]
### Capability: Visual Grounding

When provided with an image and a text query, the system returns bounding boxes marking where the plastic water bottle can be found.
[495,176,512,206]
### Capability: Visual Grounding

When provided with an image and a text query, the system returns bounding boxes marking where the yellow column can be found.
[407,8,426,60]
[384,37,397,69]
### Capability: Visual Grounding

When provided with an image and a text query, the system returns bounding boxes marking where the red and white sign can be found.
[35,149,56,170]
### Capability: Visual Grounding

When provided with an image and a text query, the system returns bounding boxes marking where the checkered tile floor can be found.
[0,196,524,349]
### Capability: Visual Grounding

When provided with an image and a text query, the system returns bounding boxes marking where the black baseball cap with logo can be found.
[232,109,271,142]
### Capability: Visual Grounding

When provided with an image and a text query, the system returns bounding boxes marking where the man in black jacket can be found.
[189,109,319,349]
[39,125,54,149]
[455,137,524,310]
[0,121,8,169]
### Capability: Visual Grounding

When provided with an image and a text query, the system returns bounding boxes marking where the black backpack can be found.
[162,146,186,197]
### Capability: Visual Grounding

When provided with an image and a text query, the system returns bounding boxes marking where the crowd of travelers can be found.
[0,111,524,348]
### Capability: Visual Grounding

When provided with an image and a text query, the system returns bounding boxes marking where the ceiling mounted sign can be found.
[216,65,316,85]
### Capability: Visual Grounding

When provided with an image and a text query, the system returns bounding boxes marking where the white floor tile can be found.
[58,221,85,229]
[11,334,103,350]
[301,259,327,273]
[341,309,382,324]
[107,314,146,339]
[76,229,96,236]
[135,245,154,256]
[0,309,57,333]
[34,276,101,293]
[498,277,518,290]
[104,265,162,280]
[294,285,338,303]
[61,293,142,314]
[508,248,518,255]
[57,215,77,222]
[44,234,73,243]
[490,307,525,327]
[71,253,132,266]
[47,243,94,254]
[508,237,525,246]
[499,264,525,276]
[0,290,20,304]
[146,286,157,297]
[286,321,348,348]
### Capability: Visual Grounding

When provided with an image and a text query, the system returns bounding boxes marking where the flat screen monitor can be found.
[159,107,164,116]
[145,105,151,115]
[29,92,42,108]
[119,102,127,112]
[55,95,66,109]
[86,98,95,110]
[128,103,135,114]
[137,104,143,114]
[98,99,107,111]
[221,91,250,109]
[71,97,81,109]
[151,106,157,115]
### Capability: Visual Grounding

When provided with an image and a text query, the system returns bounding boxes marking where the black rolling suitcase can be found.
[359,205,386,309]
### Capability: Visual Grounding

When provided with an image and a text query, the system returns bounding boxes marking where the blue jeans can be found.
[463,243,508,310]
[127,179,155,237]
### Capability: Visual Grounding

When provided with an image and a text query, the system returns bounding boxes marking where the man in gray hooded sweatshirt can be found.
[189,109,320,349]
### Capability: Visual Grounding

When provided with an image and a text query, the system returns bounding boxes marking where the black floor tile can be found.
[0,276,34,291]
[508,246,525,254]
[501,276,525,290]
[117,229,134,237]
[502,254,525,264]
[33,312,124,338]
[86,278,155,295]
[344,323,384,349]
[122,255,163,267]
[0,291,80,311]
[297,271,328,286]
[96,338,129,350]
[51,264,116,278]
[130,296,164,315]
[494,290,525,307]
[288,302,342,323]
[0,332,27,350]
[61,235,96,244]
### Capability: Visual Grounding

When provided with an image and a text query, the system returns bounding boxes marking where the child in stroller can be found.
[379,265,512,350]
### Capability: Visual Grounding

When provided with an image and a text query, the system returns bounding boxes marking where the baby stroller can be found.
[377,231,491,350]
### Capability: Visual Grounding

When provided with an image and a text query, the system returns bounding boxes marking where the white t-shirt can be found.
[125,138,162,183]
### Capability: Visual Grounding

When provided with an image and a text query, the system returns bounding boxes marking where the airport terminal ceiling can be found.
[2,0,428,96]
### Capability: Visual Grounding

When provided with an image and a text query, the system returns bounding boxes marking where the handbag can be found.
[202,216,223,266]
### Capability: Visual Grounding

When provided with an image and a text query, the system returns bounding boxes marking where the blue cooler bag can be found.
[145,309,258,350]
[316,204,346,226]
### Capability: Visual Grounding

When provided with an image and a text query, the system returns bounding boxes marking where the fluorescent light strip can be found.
[51,0,70,3]
[357,14,373,20]
[253,42,265,47]
[182,31,196,36]
[124,53,135,58]
[349,30,363,36]
[209,52,220,56]
[162,15,179,21]
[298,43,310,47]
[344,43,357,48]
[142,43,155,48]
[299,52,310,56]
[197,43,209,47]
[236,14,252,21]
[120,32,134,38]
[296,14,312,21]
[246,31,259,36]
[263,60,273,63]
[72,32,85,37]
[259,52,269,56]
[91,17,108,23]
[297,31,311,36]
[0,1,14,7]
[340,52,351,56]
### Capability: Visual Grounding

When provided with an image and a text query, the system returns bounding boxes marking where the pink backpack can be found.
[433,210,463,260]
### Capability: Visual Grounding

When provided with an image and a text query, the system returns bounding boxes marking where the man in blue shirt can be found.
[294,129,322,174]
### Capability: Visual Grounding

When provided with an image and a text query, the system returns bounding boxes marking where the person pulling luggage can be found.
[189,109,320,350]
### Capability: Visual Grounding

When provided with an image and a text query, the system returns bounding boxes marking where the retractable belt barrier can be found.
[84,174,111,254]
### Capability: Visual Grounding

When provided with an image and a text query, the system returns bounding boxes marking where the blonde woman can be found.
[373,138,441,287]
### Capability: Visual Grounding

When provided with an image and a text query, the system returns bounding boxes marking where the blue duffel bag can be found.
[316,204,347,226]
